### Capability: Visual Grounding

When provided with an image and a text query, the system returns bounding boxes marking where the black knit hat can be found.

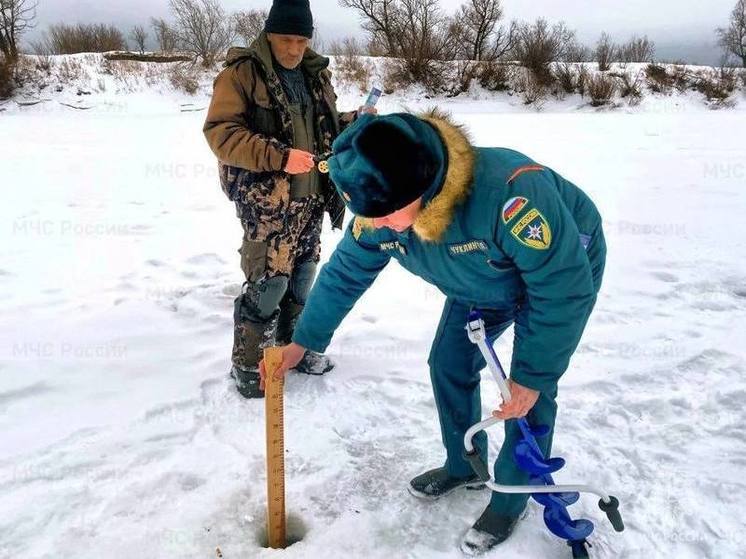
[264,0,314,39]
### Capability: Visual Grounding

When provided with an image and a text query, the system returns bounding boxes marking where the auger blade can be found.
[532,490,580,508]
[543,506,594,541]
[514,440,566,475]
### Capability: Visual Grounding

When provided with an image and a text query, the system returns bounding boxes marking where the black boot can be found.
[293,350,335,375]
[407,467,485,501]
[230,365,263,399]
[459,506,525,556]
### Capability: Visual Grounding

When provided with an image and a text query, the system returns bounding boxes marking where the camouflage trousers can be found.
[232,195,325,370]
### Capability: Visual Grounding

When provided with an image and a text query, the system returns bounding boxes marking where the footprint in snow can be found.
[651,271,679,283]
[185,253,227,266]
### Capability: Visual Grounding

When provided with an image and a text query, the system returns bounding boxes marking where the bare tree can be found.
[150,17,178,53]
[169,0,235,66]
[233,9,267,46]
[129,25,148,54]
[512,18,577,82]
[595,32,616,71]
[717,0,746,67]
[618,35,655,63]
[0,0,38,62]
[341,0,453,87]
[453,0,513,61]
[340,0,403,57]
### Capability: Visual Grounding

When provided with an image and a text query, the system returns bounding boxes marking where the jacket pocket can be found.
[487,258,515,273]
[235,174,290,240]
[248,82,278,136]
[218,162,249,202]
[239,238,268,283]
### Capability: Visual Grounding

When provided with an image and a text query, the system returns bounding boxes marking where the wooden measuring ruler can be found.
[264,347,286,549]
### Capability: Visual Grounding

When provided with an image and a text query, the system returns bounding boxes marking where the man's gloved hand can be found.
[492,379,540,420]
[259,342,307,390]
[284,149,315,174]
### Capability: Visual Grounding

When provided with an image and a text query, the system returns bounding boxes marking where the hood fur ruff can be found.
[412,109,475,242]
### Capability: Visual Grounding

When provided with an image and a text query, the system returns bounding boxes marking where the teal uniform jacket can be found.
[293,113,606,394]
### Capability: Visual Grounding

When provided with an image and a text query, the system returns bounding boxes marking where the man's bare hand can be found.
[492,380,540,420]
[284,149,315,174]
[358,105,378,115]
[259,342,307,390]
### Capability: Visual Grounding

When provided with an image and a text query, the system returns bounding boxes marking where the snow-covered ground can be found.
[1,65,746,559]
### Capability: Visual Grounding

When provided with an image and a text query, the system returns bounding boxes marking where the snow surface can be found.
[1,59,746,559]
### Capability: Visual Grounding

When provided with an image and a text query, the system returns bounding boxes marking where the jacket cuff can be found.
[291,327,329,355]
[509,369,558,394]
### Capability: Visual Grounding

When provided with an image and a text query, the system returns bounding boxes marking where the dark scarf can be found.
[274,62,311,110]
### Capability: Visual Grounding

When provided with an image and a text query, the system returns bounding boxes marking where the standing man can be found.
[203,0,372,398]
[261,110,606,554]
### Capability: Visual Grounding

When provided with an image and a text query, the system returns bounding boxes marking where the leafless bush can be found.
[618,35,655,63]
[476,59,512,91]
[168,62,199,94]
[693,66,738,104]
[717,0,746,67]
[595,32,616,71]
[150,18,178,53]
[554,62,576,93]
[332,37,373,91]
[326,36,364,56]
[57,57,87,83]
[445,59,478,94]
[512,18,576,86]
[587,72,616,106]
[670,64,692,92]
[645,63,675,93]
[129,25,148,54]
[611,70,643,103]
[39,23,126,54]
[1,0,37,62]
[28,41,52,71]
[514,67,548,105]
[233,9,267,47]
[576,65,590,97]
[169,0,235,66]
[0,54,15,98]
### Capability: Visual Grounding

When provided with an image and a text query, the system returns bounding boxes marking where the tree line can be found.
[1,0,745,100]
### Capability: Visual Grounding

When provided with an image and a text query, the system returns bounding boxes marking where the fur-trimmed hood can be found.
[412,109,475,242]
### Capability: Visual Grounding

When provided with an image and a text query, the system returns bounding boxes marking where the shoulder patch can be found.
[510,208,552,250]
[502,196,528,223]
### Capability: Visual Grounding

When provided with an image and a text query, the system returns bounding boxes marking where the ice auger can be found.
[463,311,624,558]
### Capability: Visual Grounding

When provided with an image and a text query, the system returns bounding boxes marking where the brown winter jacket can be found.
[203,32,354,230]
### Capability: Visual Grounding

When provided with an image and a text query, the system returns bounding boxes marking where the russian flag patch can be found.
[502,196,528,223]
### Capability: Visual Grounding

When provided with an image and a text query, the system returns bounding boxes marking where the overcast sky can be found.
[27,0,737,64]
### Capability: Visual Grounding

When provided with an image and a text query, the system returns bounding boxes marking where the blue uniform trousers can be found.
[427,299,559,518]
